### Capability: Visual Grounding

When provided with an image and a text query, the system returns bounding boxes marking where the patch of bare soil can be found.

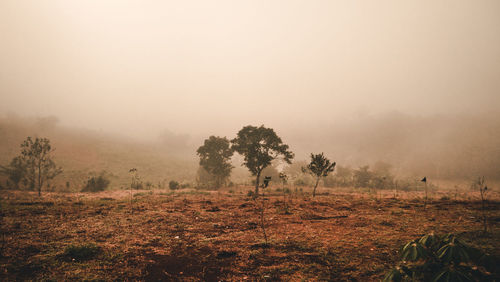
[0,190,498,281]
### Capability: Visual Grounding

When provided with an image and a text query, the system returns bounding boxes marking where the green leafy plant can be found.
[384,233,494,282]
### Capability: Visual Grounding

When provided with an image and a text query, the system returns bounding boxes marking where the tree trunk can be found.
[481,189,487,233]
[259,198,268,244]
[424,182,428,209]
[313,177,320,197]
[255,170,261,195]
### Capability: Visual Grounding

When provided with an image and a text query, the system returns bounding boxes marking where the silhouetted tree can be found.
[196,136,233,189]
[231,125,294,195]
[371,161,395,189]
[334,165,353,187]
[19,137,62,196]
[353,165,372,188]
[302,153,336,197]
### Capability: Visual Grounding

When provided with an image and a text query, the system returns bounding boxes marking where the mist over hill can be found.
[0,115,198,191]
[283,111,500,180]
[1,111,499,192]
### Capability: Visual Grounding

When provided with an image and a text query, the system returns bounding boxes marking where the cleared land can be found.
[0,188,498,281]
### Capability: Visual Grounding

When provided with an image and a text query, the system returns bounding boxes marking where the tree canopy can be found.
[231,125,294,194]
[2,137,63,196]
[303,153,336,197]
[196,136,234,189]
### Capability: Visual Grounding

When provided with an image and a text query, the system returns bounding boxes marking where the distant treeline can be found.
[1,112,499,192]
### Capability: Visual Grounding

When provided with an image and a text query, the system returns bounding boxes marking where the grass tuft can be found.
[60,243,101,262]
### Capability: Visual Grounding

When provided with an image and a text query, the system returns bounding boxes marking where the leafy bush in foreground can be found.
[384,233,496,282]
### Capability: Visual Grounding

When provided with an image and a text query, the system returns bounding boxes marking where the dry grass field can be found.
[0,188,499,281]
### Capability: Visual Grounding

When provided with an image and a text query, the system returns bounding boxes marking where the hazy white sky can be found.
[1,0,499,138]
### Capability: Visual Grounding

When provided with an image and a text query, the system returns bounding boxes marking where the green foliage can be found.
[401,241,428,261]
[383,233,493,282]
[81,172,110,192]
[384,268,403,282]
[231,125,294,194]
[196,136,234,189]
[169,180,180,190]
[302,153,336,197]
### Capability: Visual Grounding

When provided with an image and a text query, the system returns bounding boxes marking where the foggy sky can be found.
[1,0,499,139]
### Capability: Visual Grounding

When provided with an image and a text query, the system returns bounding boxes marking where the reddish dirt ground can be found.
[0,188,498,281]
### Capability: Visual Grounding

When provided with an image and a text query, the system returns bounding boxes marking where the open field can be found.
[0,188,499,281]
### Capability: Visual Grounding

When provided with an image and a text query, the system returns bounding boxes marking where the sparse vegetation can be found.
[0,189,497,281]
[1,0,500,279]
[0,123,498,281]
[472,176,490,233]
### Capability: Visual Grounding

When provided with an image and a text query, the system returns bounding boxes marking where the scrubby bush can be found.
[384,233,495,281]
[81,172,110,192]
[350,163,396,189]
[353,165,372,188]
[169,180,180,190]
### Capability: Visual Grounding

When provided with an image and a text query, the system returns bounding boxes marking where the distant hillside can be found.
[0,115,198,191]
